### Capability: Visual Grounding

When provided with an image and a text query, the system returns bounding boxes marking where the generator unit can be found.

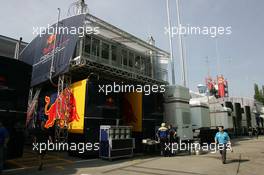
[163,85,193,141]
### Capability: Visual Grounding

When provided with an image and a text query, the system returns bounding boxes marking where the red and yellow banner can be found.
[44,79,87,134]
[68,79,87,134]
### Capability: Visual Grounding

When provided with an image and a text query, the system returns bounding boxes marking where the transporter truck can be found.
[33,77,164,157]
[20,12,168,157]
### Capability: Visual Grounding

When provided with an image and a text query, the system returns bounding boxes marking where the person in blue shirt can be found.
[215,126,231,164]
[0,122,9,173]
[156,123,169,156]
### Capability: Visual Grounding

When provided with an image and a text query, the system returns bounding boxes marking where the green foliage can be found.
[254,84,264,104]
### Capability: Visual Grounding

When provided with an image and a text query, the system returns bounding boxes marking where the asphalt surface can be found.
[3,136,264,175]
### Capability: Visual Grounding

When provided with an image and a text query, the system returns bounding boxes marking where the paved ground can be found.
[3,136,264,175]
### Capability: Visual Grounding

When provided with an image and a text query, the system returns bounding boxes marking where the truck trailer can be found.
[20,13,169,157]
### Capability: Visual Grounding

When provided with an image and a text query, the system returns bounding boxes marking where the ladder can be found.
[26,88,41,127]
[55,74,72,143]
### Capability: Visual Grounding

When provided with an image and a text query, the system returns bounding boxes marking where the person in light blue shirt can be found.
[215,126,231,164]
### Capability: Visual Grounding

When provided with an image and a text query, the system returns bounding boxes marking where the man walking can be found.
[33,120,52,171]
[215,126,231,164]
[156,123,169,156]
[256,127,260,139]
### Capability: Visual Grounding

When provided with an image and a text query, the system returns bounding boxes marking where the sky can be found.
[1,0,263,98]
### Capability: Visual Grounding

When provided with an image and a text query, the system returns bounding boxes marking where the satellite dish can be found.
[68,0,88,16]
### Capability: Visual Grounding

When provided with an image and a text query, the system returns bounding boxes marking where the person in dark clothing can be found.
[32,121,52,171]
[256,127,260,139]
[156,123,169,156]
[168,124,177,156]
[168,125,177,143]
[0,122,9,174]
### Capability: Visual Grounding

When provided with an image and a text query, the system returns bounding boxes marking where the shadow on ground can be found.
[3,154,161,175]
[226,159,250,164]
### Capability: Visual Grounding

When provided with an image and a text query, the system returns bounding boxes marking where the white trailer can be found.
[210,110,233,129]
[241,110,247,127]
[251,112,257,128]
[190,100,210,129]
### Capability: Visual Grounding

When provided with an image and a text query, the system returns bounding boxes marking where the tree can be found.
[254,84,264,104]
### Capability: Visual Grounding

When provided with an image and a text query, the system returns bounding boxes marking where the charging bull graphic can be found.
[44,88,80,128]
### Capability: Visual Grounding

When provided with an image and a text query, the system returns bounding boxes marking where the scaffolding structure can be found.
[55,74,72,143]
[27,88,41,128]
[70,13,169,85]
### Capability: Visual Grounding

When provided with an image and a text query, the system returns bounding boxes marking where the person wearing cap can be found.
[156,123,169,156]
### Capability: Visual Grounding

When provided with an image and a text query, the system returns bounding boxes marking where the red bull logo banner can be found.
[20,14,85,86]
[42,34,56,55]
[122,92,142,132]
[44,79,87,134]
